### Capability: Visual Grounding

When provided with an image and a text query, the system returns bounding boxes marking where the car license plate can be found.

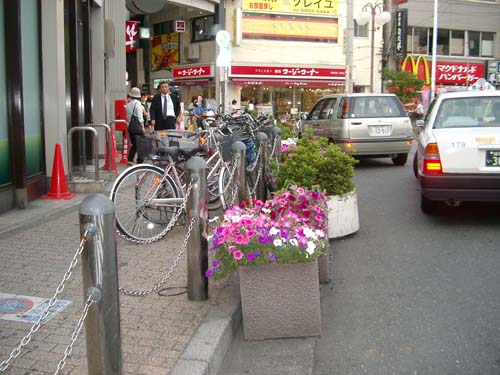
[485,150,500,167]
[369,125,391,136]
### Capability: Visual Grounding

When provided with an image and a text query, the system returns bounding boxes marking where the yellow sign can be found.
[401,54,430,85]
[243,15,338,40]
[151,33,179,72]
[242,0,338,17]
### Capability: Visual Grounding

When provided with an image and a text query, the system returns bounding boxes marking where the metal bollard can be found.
[255,132,269,202]
[79,194,122,375]
[272,126,282,157]
[232,141,247,204]
[186,156,209,301]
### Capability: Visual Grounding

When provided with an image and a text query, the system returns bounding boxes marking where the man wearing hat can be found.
[149,81,181,132]
[126,87,145,165]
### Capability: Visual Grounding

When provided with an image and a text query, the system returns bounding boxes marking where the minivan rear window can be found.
[349,96,407,118]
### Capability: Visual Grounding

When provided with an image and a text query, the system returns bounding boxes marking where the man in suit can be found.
[150,81,181,132]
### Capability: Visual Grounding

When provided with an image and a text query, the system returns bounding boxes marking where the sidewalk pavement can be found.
[0,169,242,375]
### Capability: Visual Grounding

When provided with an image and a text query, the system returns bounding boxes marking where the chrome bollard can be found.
[186,156,209,301]
[255,132,269,202]
[232,141,247,205]
[79,194,122,375]
[272,126,282,157]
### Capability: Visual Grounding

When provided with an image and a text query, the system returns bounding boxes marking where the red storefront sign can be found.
[401,55,485,85]
[231,79,345,88]
[435,62,484,85]
[172,65,213,79]
[125,21,138,53]
[230,65,345,80]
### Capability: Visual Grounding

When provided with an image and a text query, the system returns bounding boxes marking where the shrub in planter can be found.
[275,131,357,196]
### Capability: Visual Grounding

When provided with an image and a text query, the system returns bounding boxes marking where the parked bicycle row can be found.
[109,112,281,243]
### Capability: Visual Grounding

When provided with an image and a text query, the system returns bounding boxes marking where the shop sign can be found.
[173,65,213,79]
[230,65,345,79]
[401,54,484,85]
[231,79,345,87]
[242,0,338,16]
[397,0,408,4]
[175,20,186,32]
[151,33,179,71]
[126,21,138,53]
[242,14,338,41]
[394,10,407,55]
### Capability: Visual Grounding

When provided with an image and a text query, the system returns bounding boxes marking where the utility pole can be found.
[430,0,438,102]
[345,0,354,94]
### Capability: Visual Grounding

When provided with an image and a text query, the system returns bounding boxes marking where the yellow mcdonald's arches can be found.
[401,54,431,85]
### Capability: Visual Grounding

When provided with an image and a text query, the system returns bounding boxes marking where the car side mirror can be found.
[415,119,425,134]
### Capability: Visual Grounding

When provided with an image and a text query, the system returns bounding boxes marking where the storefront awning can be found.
[172,79,211,86]
[231,79,345,88]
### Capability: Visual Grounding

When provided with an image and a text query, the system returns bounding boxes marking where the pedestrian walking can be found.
[126,87,145,165]
[149,81,181,132]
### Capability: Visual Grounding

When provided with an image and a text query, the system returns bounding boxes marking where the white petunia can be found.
[289,238,299,247]
[269,227,280,236]
[273,239,283,247]
[315,229,326,238]
[262,208,271,214]
[306,241,316,255]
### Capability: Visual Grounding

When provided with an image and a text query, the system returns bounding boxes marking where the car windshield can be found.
[349,96,406,118]
[434,96,500,129]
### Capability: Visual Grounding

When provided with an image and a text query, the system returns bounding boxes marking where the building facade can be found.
[396,0,499,90]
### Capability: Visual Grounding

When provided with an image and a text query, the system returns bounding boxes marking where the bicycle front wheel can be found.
[110,164,181,241]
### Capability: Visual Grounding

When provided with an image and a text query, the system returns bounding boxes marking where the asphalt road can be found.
[218,147,500,375]
[315,148,500,375]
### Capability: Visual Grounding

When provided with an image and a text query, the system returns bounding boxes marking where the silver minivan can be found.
[302,93,413,165]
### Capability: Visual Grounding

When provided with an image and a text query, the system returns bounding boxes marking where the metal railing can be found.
[67,126,99,182]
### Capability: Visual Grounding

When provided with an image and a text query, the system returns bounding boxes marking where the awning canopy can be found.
[231,79,345,88]
[172,79,211,86]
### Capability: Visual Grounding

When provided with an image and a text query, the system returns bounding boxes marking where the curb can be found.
[169,280,242,375]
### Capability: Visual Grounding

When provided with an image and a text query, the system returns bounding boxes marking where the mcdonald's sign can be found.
[401,54,485,85]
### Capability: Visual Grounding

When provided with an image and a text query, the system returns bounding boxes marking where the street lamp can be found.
[356,2,391,93]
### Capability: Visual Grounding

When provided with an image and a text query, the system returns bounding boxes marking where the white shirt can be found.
[126,99,144,123]
[162,94,175,117]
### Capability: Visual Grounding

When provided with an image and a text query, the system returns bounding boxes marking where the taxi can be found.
[414,90,500,213]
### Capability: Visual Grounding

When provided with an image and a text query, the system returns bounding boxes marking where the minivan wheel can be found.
[412,153,418,178]
[421,194,436,214]
[392,153,408,166]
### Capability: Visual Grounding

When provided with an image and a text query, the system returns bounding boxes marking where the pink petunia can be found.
[228,245,236,253]
[233,250,243,260]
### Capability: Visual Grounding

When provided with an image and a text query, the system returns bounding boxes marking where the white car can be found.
[414,90,500,213]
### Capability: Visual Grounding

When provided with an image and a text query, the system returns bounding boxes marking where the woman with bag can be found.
[126,87,145,165]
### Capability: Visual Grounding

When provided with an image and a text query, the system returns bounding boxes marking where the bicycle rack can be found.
[86,123,113,173]
[67,126,99,182]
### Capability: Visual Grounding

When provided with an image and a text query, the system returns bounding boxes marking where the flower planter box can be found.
[327,188,359,239]
[239,260,321,340]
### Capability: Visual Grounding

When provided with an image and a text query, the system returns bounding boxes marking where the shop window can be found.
[481,32,494,57]
[429,28,450,55]
[354,20,368,38]
[153,21,174,36]
[468,31,480,57]
[412,27,428,55]
[0,0,11,185]
[192,15,215,42]
[21,0,43,176]
[450,30,465,56]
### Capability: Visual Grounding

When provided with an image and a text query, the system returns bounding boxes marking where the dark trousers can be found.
[128,131,144,163]
[155,116,176,131]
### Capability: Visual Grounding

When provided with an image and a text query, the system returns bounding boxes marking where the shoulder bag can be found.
[128,102,143,135]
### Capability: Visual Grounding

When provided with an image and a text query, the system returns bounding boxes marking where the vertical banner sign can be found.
[126,21,138,53]
[394,9,407,56]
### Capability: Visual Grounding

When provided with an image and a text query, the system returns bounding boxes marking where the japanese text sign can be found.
[126,21,138,53]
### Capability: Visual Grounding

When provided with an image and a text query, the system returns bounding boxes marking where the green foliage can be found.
[276,132,357,196]
[382,68,425,104]
[277,121,296,139]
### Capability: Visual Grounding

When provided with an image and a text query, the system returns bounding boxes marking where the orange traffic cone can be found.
[42,144,75,200]
[103,127,118,173]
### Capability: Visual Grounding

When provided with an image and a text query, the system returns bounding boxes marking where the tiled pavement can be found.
[0,183,240,374]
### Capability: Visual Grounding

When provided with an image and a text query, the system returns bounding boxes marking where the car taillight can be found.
[341,101,349,119]
[423,142,442,174]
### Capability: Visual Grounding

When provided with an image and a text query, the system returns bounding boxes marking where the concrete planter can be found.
[239,260,321,340]
[327,188,360,239]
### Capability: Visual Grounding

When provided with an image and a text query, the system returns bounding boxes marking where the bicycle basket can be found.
[157,130,207,153]
[136,135,156,159]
